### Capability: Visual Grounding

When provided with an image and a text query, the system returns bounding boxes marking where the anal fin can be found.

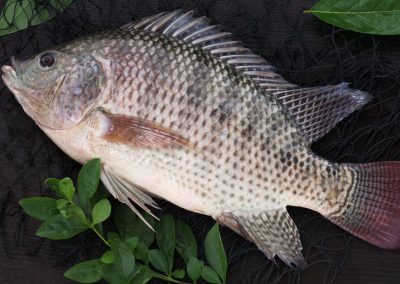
[216,208,306,268]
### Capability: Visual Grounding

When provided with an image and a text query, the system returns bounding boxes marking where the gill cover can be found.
[50,53,106,130]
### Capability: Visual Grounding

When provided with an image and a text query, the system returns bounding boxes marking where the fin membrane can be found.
[328,162,400,249]
[101,166,159,230]
[101,112,193,150]
[272,83,372,143]
[123,10,372,144]
[122,10,296,90]
[217,208,306,267]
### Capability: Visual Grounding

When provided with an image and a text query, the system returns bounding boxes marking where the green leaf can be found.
[64,259,103,283]
[91,199,111,225]
[101,263,129,284]
[107,232,121,242]
[114,204,155,246]
[100,251,115,264]
[110,239,135,279]
[126,237,139,251]
[305,0,400,35]
[60,204,88,223]
[36,213,89,240]
[148,249,169,275]
[77,158,101,210]
[45,178,60,192]
[175,219,197,263]
[204,224,227,283]
[114,204,136,239]
[130,264,154,284]
[59,177,75,201]
[134,242,149,264]
[156,215,175,274]
[19,197,57,221]
[133,212,155,247]
[56,199,69,210]
[0,0,74,37]
[171,268,185,279]
[187,257,204,282]
[90,182,110,205]
[201,266,222,284]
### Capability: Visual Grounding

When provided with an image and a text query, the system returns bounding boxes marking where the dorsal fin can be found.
[122,10,372,144]
[121,10,296,91]
[271,83,372,143]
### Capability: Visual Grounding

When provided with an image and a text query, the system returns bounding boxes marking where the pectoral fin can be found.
[216,208,306,268]
[101,112,193,150]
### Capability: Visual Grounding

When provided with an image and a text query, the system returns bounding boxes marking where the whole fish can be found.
[2,10,400,267]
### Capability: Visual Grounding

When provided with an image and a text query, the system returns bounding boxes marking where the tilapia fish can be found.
[2,10,400,267]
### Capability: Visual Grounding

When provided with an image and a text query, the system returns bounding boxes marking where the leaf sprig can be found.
[305,0,400,35]
[19,159,228,284]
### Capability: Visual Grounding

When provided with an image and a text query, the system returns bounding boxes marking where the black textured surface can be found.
[1,0,400,283]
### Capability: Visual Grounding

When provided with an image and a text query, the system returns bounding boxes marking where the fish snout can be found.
[1,65,17,80]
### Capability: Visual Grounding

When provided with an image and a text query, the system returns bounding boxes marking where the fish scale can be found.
[3,10,400,268]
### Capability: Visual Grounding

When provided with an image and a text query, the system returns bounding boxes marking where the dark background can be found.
[1,0,400,283]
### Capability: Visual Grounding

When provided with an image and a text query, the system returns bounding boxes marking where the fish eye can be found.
[38,52,56,69]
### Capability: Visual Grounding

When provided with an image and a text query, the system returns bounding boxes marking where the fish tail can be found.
[326,162,400,249]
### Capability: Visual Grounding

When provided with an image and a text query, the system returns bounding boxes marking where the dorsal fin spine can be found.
[122,10,372,143]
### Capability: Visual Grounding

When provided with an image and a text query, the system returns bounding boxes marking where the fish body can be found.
[2,10,400,267]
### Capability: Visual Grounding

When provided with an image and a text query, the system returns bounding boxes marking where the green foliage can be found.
[19,197,58,221]
[176,219,197,263]
[187,257,204,283]
[92,199,111,225]
[204,224,227,283]
[148,249,169,275]
[59,177,75,201]
[64,259,103,283]
[77,158,100,212]
[156,215,175,275]
[201,266,222,284]
[110,238,136,279]
[306,0,400,35]
[19,158,228,284]
[0,0,74,37]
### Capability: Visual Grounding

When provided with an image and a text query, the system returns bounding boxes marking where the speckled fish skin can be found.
[3,11,400,267]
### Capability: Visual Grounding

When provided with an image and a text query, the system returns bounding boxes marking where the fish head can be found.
[1,49,106,130]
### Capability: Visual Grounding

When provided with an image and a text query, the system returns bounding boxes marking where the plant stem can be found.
[153,273,189,284]
[68,199,110,247]
[90,225,111,247]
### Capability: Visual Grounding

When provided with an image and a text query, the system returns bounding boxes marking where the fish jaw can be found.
[1,65,24,101]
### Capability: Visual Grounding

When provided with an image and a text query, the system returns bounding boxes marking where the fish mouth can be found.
[1,62,36,116]
[1,63,20,91]
[2,55,19,86]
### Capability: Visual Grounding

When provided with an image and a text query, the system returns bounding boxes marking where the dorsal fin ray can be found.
[121,10,296,91]
[122,10,372,143]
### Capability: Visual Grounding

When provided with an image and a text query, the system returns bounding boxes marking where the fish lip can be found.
[1,64,20,91]
[1,65,18,79]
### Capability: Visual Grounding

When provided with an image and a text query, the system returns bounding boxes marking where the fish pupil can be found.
[39,53,55,69]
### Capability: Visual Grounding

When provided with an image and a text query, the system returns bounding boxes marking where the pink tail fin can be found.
[327,162,400,249]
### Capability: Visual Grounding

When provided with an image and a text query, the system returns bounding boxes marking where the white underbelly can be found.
[102,148,209,214]
[42,125,214,215]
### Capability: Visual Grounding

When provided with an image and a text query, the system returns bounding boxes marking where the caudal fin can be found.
[327,162,400,249]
